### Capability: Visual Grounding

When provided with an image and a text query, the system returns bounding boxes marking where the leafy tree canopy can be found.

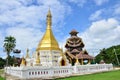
[0,57,5,68]
[3,36,16,56]
[95,45,120,66]
[3,36,16,66]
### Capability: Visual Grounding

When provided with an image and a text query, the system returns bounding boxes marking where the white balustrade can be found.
[5,64,113,79]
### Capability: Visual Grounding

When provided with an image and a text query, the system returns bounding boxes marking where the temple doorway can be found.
[61,59,65,66]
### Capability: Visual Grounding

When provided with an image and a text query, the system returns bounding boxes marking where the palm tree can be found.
[3,36,16,66]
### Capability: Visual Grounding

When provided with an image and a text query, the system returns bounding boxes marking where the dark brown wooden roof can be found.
[76,52,94,59]
[65,51,94,59]
[65,51,76,59]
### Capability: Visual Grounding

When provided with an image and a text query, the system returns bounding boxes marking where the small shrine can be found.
[65,30,94,66]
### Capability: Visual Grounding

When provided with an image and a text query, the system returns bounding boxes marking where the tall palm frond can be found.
[3,36,16,56]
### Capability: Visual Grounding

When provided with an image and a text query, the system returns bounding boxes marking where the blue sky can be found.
[0,0,120,58]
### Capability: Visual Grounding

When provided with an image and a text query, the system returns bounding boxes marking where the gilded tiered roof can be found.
[37,9,60,51]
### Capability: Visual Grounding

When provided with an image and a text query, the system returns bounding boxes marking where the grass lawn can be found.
[57,70,120,80]
[0,77,4,80]
[0,69,4,80]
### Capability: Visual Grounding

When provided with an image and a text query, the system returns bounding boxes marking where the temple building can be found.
[65,30,94,66]
[21,9,68,67]
[5,9,113,79]
[36,9,64,66]
[20,10,93,67]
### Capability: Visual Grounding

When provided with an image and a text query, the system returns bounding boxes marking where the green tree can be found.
[3,36,16,66]
[95,45,120,66]
[0,57,5,68]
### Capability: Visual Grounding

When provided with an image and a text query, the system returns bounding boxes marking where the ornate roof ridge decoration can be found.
[69,29,79,35]
[83,49,88,54]
[71,49,80,53]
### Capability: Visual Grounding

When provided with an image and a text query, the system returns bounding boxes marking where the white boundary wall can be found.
[5,64,113,79]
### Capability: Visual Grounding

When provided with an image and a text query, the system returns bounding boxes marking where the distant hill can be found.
[95,45,120,66]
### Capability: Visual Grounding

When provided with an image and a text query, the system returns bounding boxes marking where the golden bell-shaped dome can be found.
[37,9,60,51]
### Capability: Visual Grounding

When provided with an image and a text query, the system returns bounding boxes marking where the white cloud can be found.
[68,0,109,7]
[114,4,120,15]
[93,0,109,6]
[0,0,71,28]
[4,26,44,57]
[6,27,43,50]
[0,0,22,12]
[0,0,120,58]
[68,0,87,7]
[0,32,3,42]
[115,7,120,15]
[89,9,103,21]
[79,18,120,56]
[0,0,71,57]
[80,18,120,52]
[59,35,70,52]
[89,2,120,21]
[0,32,4,50]
[89,18,118,34]
[0,32,7,58]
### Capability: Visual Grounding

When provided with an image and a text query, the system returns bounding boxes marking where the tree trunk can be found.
[6,52,10,66]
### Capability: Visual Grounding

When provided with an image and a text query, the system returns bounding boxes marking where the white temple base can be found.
[5,64,113,79]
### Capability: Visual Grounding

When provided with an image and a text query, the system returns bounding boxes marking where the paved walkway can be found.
[114,67,120,70]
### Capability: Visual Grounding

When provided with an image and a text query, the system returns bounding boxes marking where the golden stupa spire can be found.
[47,8,52,29]
[37,9,60,51]
[20,56,26,66]
[75,58,80,65]
[25,48,30,58]
[76,58,79,63]
[36,52,40,64]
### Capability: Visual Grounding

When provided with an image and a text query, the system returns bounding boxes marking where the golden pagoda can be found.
[20,56,26,66]
[37,9,60,51]
[75,58,80,65]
